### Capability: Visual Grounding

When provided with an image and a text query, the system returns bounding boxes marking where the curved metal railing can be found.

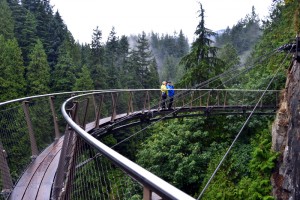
[0,88,280,199]
[59,89,280,199]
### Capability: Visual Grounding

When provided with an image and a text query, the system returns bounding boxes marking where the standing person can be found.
[167,81,175,110]
[160,81,168,109]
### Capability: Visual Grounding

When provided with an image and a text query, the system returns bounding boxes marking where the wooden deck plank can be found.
[35,150,61,200]
[22,140,63,200]
[9,137,63,200]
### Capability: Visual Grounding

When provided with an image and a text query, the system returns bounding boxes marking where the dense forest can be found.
[0,0,190,102]
[1,0,300,199]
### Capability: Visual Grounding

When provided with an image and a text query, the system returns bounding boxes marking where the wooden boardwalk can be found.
[9,137,63,200]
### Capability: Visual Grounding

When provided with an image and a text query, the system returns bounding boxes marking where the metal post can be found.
[190,91,194,109]
[143,187,151,200]
[82,98,89,129]
[224,91,227,108]
[158,93,162,111]
[22,101,38,158]
[200,91,202,107]
[52,126,71,199]
[0,141,13,196]
[127,92,134,115]
[53,102,78,199]
[95,95,104,128]
[217,91,220,106]
[111,93,118,122]
[207,91,211,107]
[92,94,97,118]
[143,91,150,113]
[49,96,61,140]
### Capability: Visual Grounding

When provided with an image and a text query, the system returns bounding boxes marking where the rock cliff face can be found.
[271,60,300,199]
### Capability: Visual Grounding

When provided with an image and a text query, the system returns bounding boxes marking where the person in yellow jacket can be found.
[160,81,168,109]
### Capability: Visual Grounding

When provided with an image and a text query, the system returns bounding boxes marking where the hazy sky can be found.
[50,0,273,44]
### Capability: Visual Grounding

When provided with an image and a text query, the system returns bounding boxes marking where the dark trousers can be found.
[161,93,167,109]
[168,97,174,109]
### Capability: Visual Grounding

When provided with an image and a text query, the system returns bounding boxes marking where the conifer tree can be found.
[22,0,54,62]
[218,43,240,71]
[90,26,107,89]
[117,35,130,88]
[47,11,67,69]
[52,41,77,92]
[26,39,50,95]
[161,55,178,82]
[73,65,94,91]
[20,10,38,66]
[130,31,156,88]
[91,26,104,66]
[0,36,25,101]
[177,30,189,57]
[147,59,160,88]
[0,0,14,39]
[179,3,222,86]
[105,27,120,88]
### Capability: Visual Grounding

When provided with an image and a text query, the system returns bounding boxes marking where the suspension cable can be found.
[76,47,281,168]
[196,46,293,200]
[110,48,280,149]
[102,47,279,132]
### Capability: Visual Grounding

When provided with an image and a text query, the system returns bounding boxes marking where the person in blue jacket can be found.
[166,81,175,109]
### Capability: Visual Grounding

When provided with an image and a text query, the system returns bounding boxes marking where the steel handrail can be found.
[61,91,196,200]
[0,90,108,107]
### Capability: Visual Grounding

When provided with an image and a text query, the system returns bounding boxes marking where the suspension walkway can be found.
[0,88,280,200]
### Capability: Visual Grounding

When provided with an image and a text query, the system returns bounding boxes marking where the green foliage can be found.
[137,118,216,194]
[0,35,25,101]
[27,39,50,95]
[20,10,38,66]
[179,3,223,87]
[149,31,189,83]
[73,65,94,91]
[52,40,77,92]
[0,0,14,39]
[216,6,261,56]
[217,43,240,70]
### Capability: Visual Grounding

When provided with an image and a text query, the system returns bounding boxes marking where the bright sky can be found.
[50,0,273,44]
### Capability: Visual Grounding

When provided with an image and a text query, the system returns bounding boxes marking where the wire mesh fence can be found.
[0,89,280,200]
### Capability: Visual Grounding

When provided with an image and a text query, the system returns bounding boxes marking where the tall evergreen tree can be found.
[179,3,222,86]
[147,58,160,88]
[218,43,240,71]
[90,26,107,89]
[91,26,104,66]
[73,65,94,91]
[20,10,38,66]
[176,30,189,57]
[105,27,120,88]
[0,0,14,39]
[161,55,178,82]
[0,36,25,101]
[22,0,54,62]
[131,31,156,88]
[47,10,67,69]
[52,40,77,92]
[26,39,50,95]
[117,35,130,88]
